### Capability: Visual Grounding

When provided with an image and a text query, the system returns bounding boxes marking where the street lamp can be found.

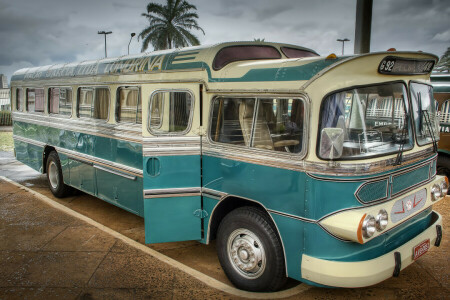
[98,31,112,58]
[337,38,350,55]
[128,33,136,55]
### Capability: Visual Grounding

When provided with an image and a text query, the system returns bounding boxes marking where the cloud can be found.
[0,0,449,83]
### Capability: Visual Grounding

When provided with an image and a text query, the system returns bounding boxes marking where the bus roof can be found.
[11,41,320,81]
[11,41,438,85]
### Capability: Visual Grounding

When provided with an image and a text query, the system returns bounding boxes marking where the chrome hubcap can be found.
[227,228,266,279]
[48,161,59,189]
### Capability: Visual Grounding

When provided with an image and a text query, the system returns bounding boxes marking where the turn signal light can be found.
[387,48,397,52]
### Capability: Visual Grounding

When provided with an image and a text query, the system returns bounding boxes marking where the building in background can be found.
[0,74,11,111]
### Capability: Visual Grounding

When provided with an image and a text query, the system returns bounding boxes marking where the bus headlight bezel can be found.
[362,214,376,238]
[431,183,442,201]
[375,209,388,231]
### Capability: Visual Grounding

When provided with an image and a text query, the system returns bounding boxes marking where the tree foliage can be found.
[435,47,450,73]
[139,0,205,52]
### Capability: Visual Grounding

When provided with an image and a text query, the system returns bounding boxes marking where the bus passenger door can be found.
[142,86,202,244]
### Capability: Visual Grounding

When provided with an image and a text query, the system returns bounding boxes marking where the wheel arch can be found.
[42,145,57,173]
[206,195,288,275]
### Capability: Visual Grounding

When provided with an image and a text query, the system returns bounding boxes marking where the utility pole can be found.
[337,38,350,55]
[354,0,373,54]
[98,31,112,58]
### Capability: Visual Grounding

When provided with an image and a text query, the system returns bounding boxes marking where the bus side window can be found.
[442,99,450,124]
[149,91,193,134]
[16,88,23,111]
[210,97,304,153]
[117,87,141,124]
[77,87,110,120]
[49,87,72,116]
[26,88,44,113]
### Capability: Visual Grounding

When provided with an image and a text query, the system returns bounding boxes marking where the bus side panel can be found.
[13,139,43,173]
[58,152,70,185]
[13,120,44,173]
[202,156,307,217]
[68,158,95,194]
[96,168,144,216]
[270,213,305,281]
[201,196,220,244]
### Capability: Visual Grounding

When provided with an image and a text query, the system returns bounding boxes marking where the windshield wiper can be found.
[394,114,409,166]
[422,109,438,153]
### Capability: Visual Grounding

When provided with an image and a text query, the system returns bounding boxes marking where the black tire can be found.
[46,151,71,198]
[437,154,450,178]
[216,206,287,292]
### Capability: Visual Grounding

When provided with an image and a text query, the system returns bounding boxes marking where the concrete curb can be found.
[0,176,311,299]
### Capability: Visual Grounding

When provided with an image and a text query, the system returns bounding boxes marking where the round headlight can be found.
[375,209,388,231]
[362,214,376,238]
[431,184,442,201]
[440,180,449,196]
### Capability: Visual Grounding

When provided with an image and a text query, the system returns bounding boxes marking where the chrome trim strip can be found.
[68,156,93,166]
[267,209,317,223]
[56,147,143,177]
[144,187,201,198]
[201,187,226,200]
[13,135,46,147]
[93,164,136,181]
[13,112,142,143]
[143,136,201,156]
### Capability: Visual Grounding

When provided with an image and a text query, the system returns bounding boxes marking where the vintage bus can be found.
[432,73,450,176]
[11,42,446,291]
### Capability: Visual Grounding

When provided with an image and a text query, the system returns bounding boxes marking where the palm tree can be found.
[139,0,205,52]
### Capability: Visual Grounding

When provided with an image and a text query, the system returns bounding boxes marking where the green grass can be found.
[0,132,13,152]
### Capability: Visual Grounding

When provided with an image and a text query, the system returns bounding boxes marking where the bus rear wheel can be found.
[46,151,71,198]
[216,206,287,292]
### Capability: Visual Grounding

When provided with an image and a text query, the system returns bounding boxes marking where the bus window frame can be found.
[147,89,195,136]
[15,87,23,112]
[206,94,309,159]
[48,86,73,118]
[115,85,142,125]
[316,80,413,161]
[26,87,45,114]
[76,86,111,122]
[409,80,438,147]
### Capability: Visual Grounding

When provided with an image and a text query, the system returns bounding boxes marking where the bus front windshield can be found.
[410,82,440,146]
[319,83,412,159]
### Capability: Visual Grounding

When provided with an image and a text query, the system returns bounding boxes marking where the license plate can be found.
[413,239,430,260]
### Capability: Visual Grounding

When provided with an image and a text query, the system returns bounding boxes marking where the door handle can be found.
[146,157,161,177]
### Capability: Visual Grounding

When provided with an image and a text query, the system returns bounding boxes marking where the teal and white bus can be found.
[11,42,446,291]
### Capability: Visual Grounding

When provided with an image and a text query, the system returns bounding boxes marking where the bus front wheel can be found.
[216,206,287,292]
[46,151,71,198]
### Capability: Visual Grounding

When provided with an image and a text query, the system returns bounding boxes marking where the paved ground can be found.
[0,150,449,299]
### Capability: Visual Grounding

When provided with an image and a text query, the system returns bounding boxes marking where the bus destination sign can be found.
[378,56,435,75]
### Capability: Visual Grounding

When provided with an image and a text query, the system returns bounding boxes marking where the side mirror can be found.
[320,128,344,160]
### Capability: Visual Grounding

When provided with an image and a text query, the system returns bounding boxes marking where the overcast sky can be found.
[1,0,449,83]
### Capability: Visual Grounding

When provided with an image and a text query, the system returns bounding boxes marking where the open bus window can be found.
[149,91,193,134]
[49,87,72,116]
[213,46,281,70]
[210,97,304,153]
[319,83,412,159]
[26,88,44,113]
[16,88,23,111]
[410,83,440,146]
[77,87,110,120]
[280,47,319,58]
[117,87,141,124]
